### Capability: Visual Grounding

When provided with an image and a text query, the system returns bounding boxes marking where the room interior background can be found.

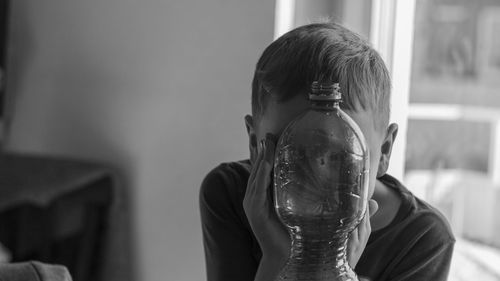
[1,0,500,281]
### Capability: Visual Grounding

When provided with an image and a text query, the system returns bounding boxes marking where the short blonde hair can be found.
[251,22,391,130]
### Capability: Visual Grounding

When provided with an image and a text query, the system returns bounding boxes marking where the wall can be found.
[5,1,274,280]
[294,0,371,39]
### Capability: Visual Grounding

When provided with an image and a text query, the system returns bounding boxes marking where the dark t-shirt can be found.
[199,159,455,281]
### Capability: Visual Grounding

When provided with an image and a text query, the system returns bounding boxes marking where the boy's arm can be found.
[199,167,259,281]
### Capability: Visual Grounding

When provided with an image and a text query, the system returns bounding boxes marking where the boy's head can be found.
[245,22,398,197]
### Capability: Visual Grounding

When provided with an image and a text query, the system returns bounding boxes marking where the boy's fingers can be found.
[263,134,277,165]
[253,139,275,201]
[247,140,265,190]
[349,227,359,242]
[249,133,277,177]
[355,199,377,240]
[368,199,379,217]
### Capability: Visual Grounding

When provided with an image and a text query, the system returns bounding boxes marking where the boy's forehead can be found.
[257,95,380,142]
[257,95,308,133]
[344,109,381,142]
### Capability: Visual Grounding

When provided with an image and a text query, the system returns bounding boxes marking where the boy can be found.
[200,22,454,281]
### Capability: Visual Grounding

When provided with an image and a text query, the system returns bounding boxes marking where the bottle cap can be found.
[309,81,342,101]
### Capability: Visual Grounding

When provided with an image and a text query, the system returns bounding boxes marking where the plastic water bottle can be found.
[274,82,370,281]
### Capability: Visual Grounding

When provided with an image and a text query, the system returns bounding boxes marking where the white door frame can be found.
[371,0,416,180]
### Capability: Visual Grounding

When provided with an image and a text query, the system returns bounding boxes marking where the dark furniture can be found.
[0,152,115,281]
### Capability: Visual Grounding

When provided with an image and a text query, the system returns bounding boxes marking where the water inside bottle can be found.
[273,110,368,281]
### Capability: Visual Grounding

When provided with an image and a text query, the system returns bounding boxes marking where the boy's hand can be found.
[243,134,290,271]
[347,199,379,269]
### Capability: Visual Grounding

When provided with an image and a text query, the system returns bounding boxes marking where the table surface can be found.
[0,152,114,211]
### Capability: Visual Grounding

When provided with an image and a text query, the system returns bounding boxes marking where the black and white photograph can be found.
[0,0,499,281]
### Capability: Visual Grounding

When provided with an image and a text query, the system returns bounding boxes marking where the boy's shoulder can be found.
[199,160,251,217]
[201,159,251,191]
[375,174,455,244]
[358,175,455,280]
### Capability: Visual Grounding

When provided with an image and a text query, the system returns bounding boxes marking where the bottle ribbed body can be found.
[273,104,369,281]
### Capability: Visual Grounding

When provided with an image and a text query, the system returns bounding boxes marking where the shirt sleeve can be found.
[199,165,259,281]
[386,216,455,281]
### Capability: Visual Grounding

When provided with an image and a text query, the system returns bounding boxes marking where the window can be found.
[406,1,500,280]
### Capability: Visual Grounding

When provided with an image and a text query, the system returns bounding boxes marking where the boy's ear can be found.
[377,123,398,178]
[244,115,258,163]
